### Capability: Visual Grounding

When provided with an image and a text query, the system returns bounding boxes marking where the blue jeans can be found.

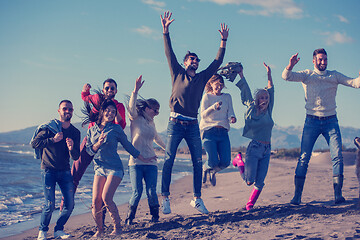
[202,127,231,171]
[295,115,343,177]
[245,140,271,190]
[40,169,74,232]
[161,120,203,197]
[129,165,159,208]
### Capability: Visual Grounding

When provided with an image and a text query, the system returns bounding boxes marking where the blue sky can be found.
[0,0,359,133]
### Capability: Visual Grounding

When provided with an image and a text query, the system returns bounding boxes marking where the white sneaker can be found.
[190,198,209,214]
[54,230,71,239]
[162,197,171,214]
[37,230,47,240]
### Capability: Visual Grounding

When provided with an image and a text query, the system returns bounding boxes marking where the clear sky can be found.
[0,0,359,133]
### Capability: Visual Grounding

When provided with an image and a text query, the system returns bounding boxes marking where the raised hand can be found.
[66,138,74,151]
[287,53,300,70]
[160,11,174,34]
[263,62,271,74]
[133,75,145,94]
[82,83,91,92]
[97,131,106,146]
[218,23,229,40]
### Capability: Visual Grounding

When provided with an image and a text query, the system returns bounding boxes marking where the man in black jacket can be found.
[31,100,80,240]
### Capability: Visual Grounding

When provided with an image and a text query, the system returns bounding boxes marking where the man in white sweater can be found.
[282,48,360,205]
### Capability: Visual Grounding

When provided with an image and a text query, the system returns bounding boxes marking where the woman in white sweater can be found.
[200,74,236,186]
[125,75,166,224]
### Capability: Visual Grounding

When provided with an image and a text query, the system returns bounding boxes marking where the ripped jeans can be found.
[40,169,74,232]
[161,120,203,197]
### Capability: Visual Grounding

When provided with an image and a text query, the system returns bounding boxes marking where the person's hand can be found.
[287,53,300,70]
[53,132,63,143]
[215,101,222,110]
[133,75,145,93]
[160,11,174,34]
[97,131,106,146]
[82,83,91,92]
[218,23,229,40]
[230,117,237,124]
[263,62,271,74]
[66,138,74,151]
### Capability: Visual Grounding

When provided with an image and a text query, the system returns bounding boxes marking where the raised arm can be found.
[128,75,144,120]
[263,62,273,88]
[218,23,229,48]
[160,11,174,34]
[286,53,300,71]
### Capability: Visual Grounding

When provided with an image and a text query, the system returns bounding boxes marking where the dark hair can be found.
[205,74,224,93]
[81,99,117,127]
[183,51,199,63]
[313,48,327,58]
[96,100,117,125]
[59,100,72,107]
[103,78,117,88]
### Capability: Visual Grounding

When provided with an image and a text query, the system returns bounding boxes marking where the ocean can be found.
[0,143,193,238]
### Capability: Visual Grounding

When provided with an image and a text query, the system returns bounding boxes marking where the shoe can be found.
[209,170,216,186]
[190,198,209,214]
[54,230,71,239]
[202,169,209,183]
[37,230,47,240]
[355,137,360,149]
[162,198,171,214]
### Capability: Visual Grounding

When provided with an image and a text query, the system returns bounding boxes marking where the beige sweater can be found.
[282,68,360,117]
[128,92,166,166]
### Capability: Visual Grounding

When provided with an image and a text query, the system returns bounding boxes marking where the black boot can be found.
[333,175,345,204]
[149,205,159,222]
[125,205,137,225]
[290,176,305,205]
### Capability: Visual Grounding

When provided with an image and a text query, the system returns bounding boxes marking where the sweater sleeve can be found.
[154,132,166,150]
[202,47,226,82]
[266,85,275,116]
[335,71,360,88]
[69,128,81,160]
[226,94,236,119]
[282,68,309,82]
[163,33,183,81]
[235,77,254,107]
[200,94,217,119]
[128,92,139,120]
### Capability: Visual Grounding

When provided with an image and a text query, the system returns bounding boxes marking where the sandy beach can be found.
[4,152,360,240]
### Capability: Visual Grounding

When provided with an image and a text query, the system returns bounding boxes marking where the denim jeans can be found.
[161,120,203,197]
[40,169,74,232]
[129,165,159,208]
[202,127,231,171]
[295,115,343,177]
[245,140,271,190]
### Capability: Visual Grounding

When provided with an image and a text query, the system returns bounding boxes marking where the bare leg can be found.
[92,175,106,238]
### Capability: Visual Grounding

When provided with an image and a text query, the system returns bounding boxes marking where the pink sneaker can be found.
[232,152,244,175]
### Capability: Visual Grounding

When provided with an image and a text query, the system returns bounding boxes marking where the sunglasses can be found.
[189,56,200,62]
[62,107,74,112]
[104,86,116,91]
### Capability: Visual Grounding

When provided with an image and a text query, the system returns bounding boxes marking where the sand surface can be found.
[4,153,360,240]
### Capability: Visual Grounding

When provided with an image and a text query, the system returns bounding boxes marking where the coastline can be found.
[4,155,360,240]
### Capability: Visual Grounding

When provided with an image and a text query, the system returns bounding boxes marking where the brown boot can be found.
[106,204,122,235]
